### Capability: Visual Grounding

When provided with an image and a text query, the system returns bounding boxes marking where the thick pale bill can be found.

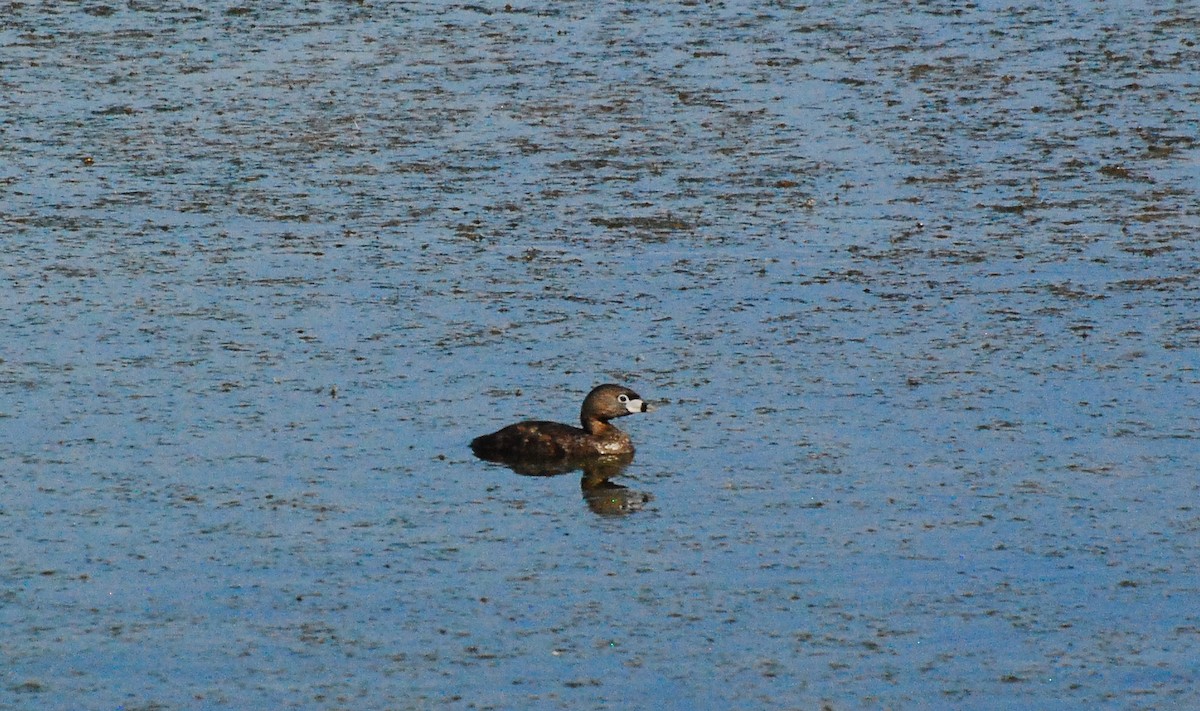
[626,398,653,414]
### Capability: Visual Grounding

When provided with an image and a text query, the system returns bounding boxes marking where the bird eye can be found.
[617,394,629,403]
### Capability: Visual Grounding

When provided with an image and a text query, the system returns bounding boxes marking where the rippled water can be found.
[3,1,1198,708]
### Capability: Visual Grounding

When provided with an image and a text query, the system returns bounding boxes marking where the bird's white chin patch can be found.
[625,398,647,414]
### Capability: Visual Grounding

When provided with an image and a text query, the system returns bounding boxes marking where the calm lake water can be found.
[3,1,1198,709]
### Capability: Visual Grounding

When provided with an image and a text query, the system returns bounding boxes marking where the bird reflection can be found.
[579,460,653,516]
[470,450,653,516]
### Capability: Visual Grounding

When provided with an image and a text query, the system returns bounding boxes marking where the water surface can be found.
[2,1,1198,708]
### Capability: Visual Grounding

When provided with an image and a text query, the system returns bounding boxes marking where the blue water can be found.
[2,1,1198,708]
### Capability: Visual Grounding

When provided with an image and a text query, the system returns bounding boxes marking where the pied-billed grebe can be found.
[470,384,652,462]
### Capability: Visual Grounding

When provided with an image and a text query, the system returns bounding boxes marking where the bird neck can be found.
[582,416,618,436]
